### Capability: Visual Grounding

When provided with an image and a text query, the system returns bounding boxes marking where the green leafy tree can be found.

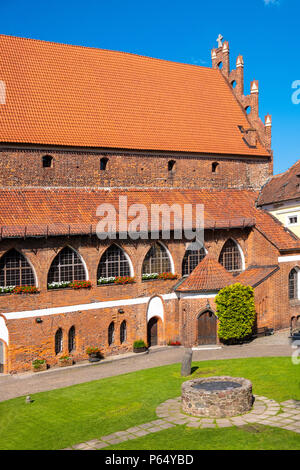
[215,283,256,343]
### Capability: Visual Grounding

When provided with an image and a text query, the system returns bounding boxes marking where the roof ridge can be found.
[0,33,214,71]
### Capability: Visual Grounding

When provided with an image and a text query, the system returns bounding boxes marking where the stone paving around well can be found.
[63,396,300,450]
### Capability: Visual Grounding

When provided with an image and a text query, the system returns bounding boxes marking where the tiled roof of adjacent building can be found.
[0,188,297,250]
[236,265,279,287]
[257,160,300,206]
[0,34,269,156]
[175,256,236,292]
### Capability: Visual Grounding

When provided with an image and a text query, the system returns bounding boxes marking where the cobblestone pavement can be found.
[63,396,300,450]
[0,332,294,402]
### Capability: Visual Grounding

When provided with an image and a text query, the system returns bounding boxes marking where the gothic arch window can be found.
[142,242,172,276]
[108,322,115,346]
[42,155,53,168]
[0,249,36,287]
[120,320,127,344]
[182,245,206,276]
[97,245,131,279]
[100,157,109,171]
[289,268,298,300]
[68,326,76,353]
[47,247,86,286]
[219,239,243,274]
[55,328,63,355]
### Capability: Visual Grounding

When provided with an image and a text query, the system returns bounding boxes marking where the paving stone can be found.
[186,422,201,428]
[72,442,93,450]
[95,442,110,449]
[148,426,165,433]
[125,426,143,433]
[85,439,104,447]
[159,422,176,429]
[101,433,119,441]
[132,430,150,437]
[139,423,154,429]
[105,438,125,445]
[201,423,216,428]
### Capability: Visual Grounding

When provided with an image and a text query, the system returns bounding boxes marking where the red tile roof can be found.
[0,188,297,251]
[176,256,235,292]
[257,160,300,206]
[0,35,269,157]
[236,265,279,287]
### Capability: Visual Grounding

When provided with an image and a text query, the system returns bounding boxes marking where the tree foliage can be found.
[215,283,256,343]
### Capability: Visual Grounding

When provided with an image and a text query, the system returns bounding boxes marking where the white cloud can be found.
[263,0,280,5]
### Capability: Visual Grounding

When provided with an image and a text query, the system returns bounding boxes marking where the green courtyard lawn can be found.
[0,357,300,450]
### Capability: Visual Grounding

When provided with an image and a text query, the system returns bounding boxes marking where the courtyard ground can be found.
[0,328,292,402]
[0,355,299,450]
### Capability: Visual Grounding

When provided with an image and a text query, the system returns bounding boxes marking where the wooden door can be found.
[197,310,217,345]
[147,317,158,346]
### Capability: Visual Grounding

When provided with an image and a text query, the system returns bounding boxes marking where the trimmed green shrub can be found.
[215,283,256,344]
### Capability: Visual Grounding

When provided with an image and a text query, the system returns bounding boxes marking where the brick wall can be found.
[0,148,271,190]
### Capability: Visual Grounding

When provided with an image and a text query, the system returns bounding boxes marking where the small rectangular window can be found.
[288,216,298,225]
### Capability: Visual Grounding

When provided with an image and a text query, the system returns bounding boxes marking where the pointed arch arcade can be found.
[218,239,244,274]
[47,246,87,286]
[0,249,36,287]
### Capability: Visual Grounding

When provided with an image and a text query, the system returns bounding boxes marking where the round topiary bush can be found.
[215,283,256,344]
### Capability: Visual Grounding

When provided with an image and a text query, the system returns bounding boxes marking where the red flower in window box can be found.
[69,280,92,289]
[114,276,135,285]
[13,286,39,294]
[158,272,178,280]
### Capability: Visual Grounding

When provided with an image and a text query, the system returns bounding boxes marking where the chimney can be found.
[235,55,244,96]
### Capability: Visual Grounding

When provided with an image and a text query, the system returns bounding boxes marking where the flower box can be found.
[13,286,40,294]
[58,356,73,367]
[86,347,102,362]
[48,280,92,290]
[97,276,135,286]
[142,272,178,281]
[133,340,148,353]
[31,359,47,372]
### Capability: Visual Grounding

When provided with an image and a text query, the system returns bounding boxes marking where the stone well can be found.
[181,376,253,418]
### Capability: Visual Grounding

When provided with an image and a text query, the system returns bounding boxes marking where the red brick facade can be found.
[0,35,298,374]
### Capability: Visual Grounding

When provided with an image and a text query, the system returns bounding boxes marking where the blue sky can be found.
[0,0,299,174]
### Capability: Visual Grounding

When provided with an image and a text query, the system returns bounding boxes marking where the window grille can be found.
[97,245,130,278]
[219,239,242,273]
[142,243,171,275]
[182,247,206,276]
[48,247,86,285]
[0,249,35,287]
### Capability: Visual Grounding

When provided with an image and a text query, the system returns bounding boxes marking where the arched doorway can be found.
[197,310,217,345]
[147,317,159,346]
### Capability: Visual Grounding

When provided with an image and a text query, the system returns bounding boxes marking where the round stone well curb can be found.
[181,376,253,418]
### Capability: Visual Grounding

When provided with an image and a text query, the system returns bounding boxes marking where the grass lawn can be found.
[0,357,300,450]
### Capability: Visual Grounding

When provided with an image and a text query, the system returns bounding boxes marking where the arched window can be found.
[182,246,206,276]
[55,328,63,355]
[108,322,115,346]
[100,157,109,171]
[68,326,76,353]
[120,320,127,344]
[97,245,131,279]
[289,269,298,300]
[48,247,86,286]
[219,239,242,274]
[0,249,35,287]
[168,160,176,172]
[42,155,53,168]
[142,243,172,275]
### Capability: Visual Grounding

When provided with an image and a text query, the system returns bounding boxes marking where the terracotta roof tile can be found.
[236,265,279,287]
[0,35,269,156]
[0,188,297,250]
[257,160,300,206]
[176,256,236,292]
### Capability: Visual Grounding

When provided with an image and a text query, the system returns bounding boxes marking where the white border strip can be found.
[2,292,178,320]
[278,255,300,263]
